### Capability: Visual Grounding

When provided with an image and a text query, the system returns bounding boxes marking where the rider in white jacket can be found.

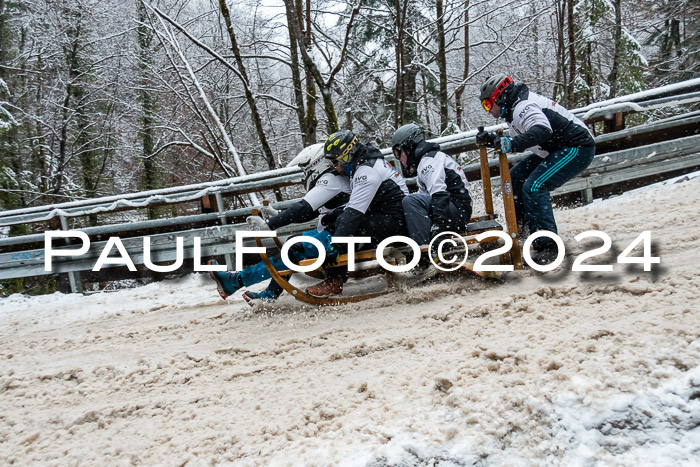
[391,123,472,246]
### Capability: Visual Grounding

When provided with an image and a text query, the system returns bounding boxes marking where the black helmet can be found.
[479,74,514,111]
[324,130,359,166]
[391,123,425,174]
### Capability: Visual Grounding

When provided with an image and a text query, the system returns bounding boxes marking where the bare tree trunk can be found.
[608,0,622,98]
[436,0,448,132]
[297,0,317,142]
[218,0,277,171]
[283,0,361,133]
[394,0,405,127]
[566,0,576,105]
[285,0,336,131]
[420,65,432,135]
[670,18,680,56]
[553,0,565,101]
[55,21,82,201]
[454,0,469,129]
[531,1,540,92]
[137,0,160,219]
[284,0,308,145]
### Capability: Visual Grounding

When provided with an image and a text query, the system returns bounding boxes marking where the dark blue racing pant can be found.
[511,145,595,250]
[239,229,334,287]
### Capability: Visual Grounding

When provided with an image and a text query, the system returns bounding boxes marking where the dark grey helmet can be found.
[480,74,514,105]
[391,123,425,150]
[391,123,426,174]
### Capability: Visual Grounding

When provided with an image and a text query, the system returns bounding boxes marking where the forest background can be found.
[0,0,697,284]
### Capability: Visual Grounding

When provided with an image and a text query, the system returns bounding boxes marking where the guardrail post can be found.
[59,215,83,294]
[605,112,626,133]
[200,195,217,213]
[214,192,234,269]
[582,179,594,205]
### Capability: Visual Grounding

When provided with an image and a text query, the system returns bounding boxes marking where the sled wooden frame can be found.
[251,141,523,306]
[253,234,400,306]
[252,218,506,307]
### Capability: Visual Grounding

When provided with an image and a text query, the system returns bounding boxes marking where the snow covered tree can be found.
[642,0,699,85]
[572,0,646,106]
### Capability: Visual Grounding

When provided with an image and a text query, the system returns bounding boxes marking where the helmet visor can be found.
[483,76,513,111]
[393,144,411,172]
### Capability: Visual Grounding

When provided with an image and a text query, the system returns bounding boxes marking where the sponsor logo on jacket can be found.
[421,165,434,177]
[519,104,535,119]
[353,174,369,187]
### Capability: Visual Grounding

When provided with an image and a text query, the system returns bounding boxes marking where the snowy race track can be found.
[1,174,699,466]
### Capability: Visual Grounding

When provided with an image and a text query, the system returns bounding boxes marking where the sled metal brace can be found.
[476,131,495,216]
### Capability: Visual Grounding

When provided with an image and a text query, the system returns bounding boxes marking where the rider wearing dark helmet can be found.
[392,123,472,246]
[477,74,595,264]
[305,130,409,297]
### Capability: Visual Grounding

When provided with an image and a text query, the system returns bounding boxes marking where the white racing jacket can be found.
[506,84,594,158]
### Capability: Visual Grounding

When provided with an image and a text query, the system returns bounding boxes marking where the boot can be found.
[531,247,560,266]
[242,288,281,306]
[208,259,243,300]
[306,278,343,297]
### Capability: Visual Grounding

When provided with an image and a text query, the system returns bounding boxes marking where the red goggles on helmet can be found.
[481,76,513,111]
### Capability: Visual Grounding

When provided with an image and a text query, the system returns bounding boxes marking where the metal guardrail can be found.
[0,220,318,281]
[2,135,698,289]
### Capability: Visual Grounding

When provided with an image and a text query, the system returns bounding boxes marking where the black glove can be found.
[475,130,497,148]
[321,206,344,230]
[323,244,340,267]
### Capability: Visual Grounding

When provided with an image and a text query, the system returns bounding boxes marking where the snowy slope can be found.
[1,173,699,466]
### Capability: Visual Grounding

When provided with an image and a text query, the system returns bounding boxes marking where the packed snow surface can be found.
[1,174,699,466]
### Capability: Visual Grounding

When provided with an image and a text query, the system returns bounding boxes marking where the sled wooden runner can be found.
[253,234,396,306]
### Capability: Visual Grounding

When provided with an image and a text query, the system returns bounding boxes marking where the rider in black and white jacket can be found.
[209,144,351,305]
[391,123,472,246]
[265,170,350,233]
[477,75,595,263]
[306,130,409,297]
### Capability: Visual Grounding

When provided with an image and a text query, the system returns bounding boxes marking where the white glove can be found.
[246,215,268,231]
[261,205,279,217]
